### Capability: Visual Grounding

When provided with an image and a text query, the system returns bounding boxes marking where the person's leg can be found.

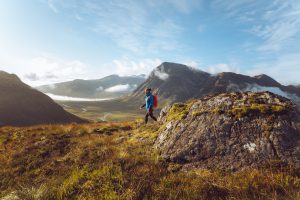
[149,109,157,121]
[145,112,149,124]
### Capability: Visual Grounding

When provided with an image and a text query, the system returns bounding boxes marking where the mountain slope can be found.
[0,71,87,126]
[129,62,300,106]
[37,74,145,98]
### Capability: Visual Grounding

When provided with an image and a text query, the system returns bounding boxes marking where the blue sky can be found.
[0,0,300,86]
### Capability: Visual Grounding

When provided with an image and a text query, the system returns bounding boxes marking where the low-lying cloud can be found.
[244,84,300,106]
[24,73,39,81]
[46,93,112,101]
[96,86,104,92]
[207,64,240,74]
[105,84,131,92]
[154,69,169,81]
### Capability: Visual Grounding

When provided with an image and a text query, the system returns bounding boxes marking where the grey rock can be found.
[155,91,300,170]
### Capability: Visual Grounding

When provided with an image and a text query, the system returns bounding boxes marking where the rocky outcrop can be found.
[155,91,300,170]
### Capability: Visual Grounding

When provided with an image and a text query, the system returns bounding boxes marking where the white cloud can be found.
[251,1,300,51]
[47,0,59,13]
[207,63,240,74]
[24,73,39,81]
[148,0,202,14]
[20,54,90,86]
[154,69,169,81]
[184,61,199,68]
[212,0,300,52]
[74,13,83,21]
[165,0,202,14]
[55,1,185,53]
[48,84,56,89]
[105,84,131,92]
[96,86,104,92]
[247,53,300,85]
[45,93,112,101]
[259,1,300,51]
[114,58,161,76]
[243,84,300,105]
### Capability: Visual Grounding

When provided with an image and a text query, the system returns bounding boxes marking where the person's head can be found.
[145,88,152,95]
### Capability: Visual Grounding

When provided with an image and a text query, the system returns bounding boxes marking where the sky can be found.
[0,0,300,86]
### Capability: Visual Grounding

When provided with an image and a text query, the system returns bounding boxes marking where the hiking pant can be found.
[145,108,157,124]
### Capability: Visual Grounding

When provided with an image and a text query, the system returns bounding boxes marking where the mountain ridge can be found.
[0,71,87,126]
[36,74,145,98]
[128,62,300,106]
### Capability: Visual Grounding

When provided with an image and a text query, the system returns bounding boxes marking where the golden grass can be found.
[0,122,299,200]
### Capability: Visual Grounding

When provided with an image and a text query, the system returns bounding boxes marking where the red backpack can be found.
[153,95,158,108]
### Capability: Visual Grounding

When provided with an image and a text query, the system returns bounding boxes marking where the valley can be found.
[58,99,145,122]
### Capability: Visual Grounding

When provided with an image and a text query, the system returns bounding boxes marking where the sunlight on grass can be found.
[0,122,299,199]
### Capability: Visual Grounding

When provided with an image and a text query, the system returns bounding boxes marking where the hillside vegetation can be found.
[1,121,300,200]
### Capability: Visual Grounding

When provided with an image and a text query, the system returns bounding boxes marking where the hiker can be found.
[140,88,157,124]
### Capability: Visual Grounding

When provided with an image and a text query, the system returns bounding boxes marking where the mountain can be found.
[130,62,211,102]
[36,74,146,98]
[156,91,300,170]
[129,62,300,106]
[0,71,87,126]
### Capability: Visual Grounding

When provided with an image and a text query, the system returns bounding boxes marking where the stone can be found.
[155,91,300,170]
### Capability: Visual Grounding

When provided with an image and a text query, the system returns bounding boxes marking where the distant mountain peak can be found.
[154,62,208,76]
[129,62,300,105]
[254,74,274,80]
[253,74,281,87]
[37,74,146,99]
[0,71,22,82]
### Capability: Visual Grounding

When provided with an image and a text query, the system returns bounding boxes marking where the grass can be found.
[167,100,196,122]
[57,99,146,122]
[0,122,300,199]
[229,103,288,118]
[189,103,289,119]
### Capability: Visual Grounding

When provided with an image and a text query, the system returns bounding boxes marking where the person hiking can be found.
[140,88,157,124]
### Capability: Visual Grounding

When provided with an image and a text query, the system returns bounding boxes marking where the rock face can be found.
[155,92,300,170]
[0,71,87,126]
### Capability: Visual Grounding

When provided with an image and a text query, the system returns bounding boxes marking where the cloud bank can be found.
[45,93,112,101]
[207,64,240,74]
[154,69,169,81]
[105,84,131,92]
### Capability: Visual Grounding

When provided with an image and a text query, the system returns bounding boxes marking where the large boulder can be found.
[155,92,300,170]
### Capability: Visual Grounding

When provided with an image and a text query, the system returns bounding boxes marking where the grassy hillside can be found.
[1,121,300,199]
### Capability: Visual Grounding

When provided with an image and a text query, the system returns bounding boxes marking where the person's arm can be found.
[140,104,146,109]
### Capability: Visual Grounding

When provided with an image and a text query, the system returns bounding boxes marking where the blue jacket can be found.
[145,94,154,111]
